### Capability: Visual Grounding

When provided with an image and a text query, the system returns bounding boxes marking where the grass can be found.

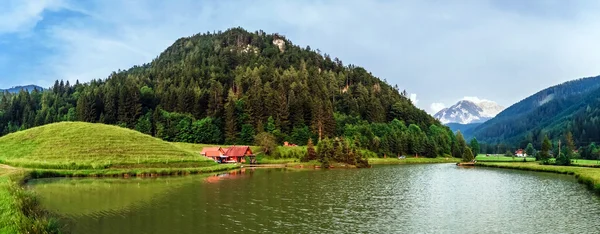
[368,157,460,165]
[477,162,600,194]
[0,122,215,170]
[0,170,61,234]
[475,155,536,162]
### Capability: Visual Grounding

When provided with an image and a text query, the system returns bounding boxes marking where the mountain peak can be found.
[434,99,504,124]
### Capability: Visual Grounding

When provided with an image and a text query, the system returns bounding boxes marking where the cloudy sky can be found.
[1,0,600,114]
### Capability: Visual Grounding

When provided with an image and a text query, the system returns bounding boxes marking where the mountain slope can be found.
[0,28,445,151]
[472,75,600,147]
[434,99,504,124]
[446,122,482,135]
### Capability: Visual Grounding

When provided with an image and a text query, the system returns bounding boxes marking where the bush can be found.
[254,132,276,155]
[555,152,572,166]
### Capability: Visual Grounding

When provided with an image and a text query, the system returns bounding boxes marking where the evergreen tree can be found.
[462,147,475,162]
[469,138,480,156]
[455,131,467,158]
[540,135,552,163]
[525,143,535,157]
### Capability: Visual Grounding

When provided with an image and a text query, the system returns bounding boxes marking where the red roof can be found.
[205,151,222,157]
[201,147,222,155]
[225,146,253,157]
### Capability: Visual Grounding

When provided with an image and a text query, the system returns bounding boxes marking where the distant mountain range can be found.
[0,85,44,93]
[471,75,600,148]
[434,99,504,125]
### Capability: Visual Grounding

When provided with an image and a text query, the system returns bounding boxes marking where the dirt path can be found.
[0,164,16,170]
[0,164,18,176]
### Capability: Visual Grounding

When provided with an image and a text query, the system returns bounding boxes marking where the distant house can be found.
[283,142,298,147]
[202,146,255,163]
[515,149,526,157]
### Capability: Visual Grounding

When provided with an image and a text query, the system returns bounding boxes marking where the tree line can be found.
[0,27,461,158]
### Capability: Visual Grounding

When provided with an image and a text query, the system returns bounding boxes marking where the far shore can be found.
[477,162,600,195]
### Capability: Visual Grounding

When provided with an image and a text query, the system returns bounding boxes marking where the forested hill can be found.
[471,75,600,149]
[0,27,454,157]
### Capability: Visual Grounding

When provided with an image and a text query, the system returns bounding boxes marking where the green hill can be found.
[0,27,444,151]
[0,122,214,169]
[471,75,600,149]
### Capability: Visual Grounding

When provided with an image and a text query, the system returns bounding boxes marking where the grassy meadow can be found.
[0,122,218,170]
[477,162,600,194]
[475,154,536,162]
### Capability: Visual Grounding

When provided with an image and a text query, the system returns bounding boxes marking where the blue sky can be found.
[1,0,600,114]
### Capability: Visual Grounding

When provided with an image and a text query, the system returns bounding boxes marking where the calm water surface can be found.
[30,164,600,233]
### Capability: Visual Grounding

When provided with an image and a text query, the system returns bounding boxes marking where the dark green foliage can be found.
[0,28,452,155]
[525,143,535,157]
[469,138,480,155]
[462,147,474,162]
[581,143,600,160]
[555,152,572,166]
[540,135,552,163]
[453,131,467,158]
[254,132,276,155]
[240,124,255,145]
[316,138,369,168]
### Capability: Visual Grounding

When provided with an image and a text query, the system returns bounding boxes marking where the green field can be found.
[369,157,460,165]
[477,162,600,194]
[0,122,217,170]
[475,154,536,162]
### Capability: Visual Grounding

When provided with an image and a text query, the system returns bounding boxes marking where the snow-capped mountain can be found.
[434,99,504,124]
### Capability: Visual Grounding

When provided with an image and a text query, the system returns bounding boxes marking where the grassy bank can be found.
[27,163,240,179]
[477,162,600,194]
[369,157,460,165]
[0,170,60,234]
[475,155,536,162]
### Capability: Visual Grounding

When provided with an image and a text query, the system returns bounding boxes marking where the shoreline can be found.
[477,162,600,195]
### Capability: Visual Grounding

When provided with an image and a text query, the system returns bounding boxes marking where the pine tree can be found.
[469,138,480,156]
[540,135,552,163]
[305,138,317,161]
[462,147,474,162]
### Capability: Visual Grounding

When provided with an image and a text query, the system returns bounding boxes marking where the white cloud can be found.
[0,0,64,34]
[5,0,600,110]
[462,96,493,104]
[430,102,446,113]
[409,93,419,106]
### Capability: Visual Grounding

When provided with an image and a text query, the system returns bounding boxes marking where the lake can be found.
[29,164,600,233]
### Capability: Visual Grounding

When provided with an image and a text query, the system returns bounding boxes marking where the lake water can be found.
[30,164,600,233]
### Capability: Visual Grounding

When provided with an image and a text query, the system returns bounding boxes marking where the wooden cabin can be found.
[201,147,227,163]
[223,146,254,163]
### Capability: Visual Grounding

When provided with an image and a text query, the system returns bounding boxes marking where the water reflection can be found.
[31,164,600,234]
